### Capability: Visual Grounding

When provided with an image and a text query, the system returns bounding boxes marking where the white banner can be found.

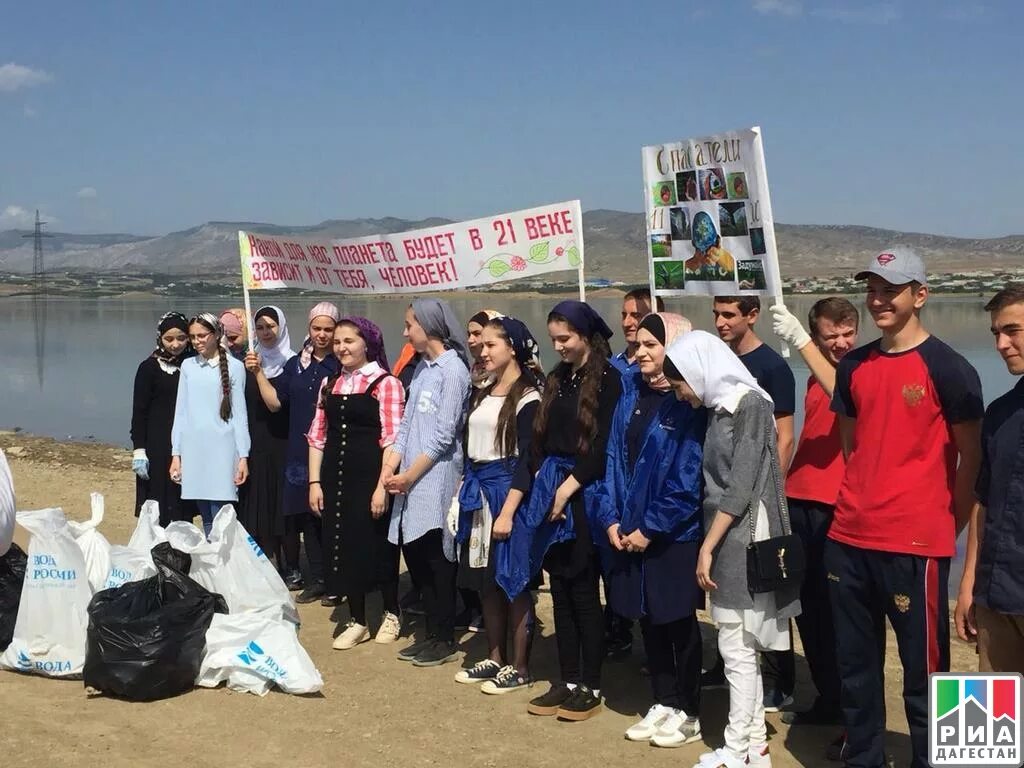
[642,127,782,298]
[239,200,584,295]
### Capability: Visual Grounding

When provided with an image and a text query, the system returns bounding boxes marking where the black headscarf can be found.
[152,311,192,368]
[549,300,614,341]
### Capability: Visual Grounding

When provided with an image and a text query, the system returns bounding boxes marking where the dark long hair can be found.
[532,312,612,457]
[189,315,232,422]
[467,319,541,459]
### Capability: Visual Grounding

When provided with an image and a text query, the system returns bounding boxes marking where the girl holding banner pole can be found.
[382,298,471,668]
[501,300,622,722]
[596,312,707,747]
[452,316,543,693]
[246,302,341,604]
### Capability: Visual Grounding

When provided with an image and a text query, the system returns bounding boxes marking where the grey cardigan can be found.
[701,391,801,618]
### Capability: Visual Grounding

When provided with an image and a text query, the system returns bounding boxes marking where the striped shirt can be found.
[0,450,14,556]
[305,362,404,450]
[388,349,471,557]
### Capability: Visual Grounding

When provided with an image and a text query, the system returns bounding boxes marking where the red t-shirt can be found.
[786,377,844,506]
[829,336,983,557]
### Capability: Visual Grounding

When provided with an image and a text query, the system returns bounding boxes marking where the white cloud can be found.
[77,186,98,199]
[23,105,36,118]
[0,63,54,93]
[1,205,34,228]
[812,3,901,24]
[753,0,803,15]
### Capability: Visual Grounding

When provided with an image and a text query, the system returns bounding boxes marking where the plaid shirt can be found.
[305,362,404,450]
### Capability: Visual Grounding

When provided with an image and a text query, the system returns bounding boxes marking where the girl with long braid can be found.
[170,312,250,537]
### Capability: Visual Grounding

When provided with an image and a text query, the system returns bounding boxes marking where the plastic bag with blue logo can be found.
[83,542,227,701]
[0,507,92,677]
[197,609,322,696]
[0,542,27,653]
[67,493,112,593]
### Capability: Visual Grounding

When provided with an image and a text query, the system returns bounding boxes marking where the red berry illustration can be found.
[510,255,527,271]
[555,247,564,257]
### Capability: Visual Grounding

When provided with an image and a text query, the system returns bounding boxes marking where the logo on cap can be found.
[877,253,896,266]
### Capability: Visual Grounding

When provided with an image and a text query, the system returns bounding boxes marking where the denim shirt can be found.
[975,378,1024,614]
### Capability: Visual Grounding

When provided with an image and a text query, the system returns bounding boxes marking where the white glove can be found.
[446,496,460,537]
[770,304,811,350]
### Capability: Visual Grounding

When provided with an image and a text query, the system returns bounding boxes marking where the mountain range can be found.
[2,210,1022,284]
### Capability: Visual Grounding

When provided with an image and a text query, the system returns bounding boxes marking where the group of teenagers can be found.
[128,244,1024,768]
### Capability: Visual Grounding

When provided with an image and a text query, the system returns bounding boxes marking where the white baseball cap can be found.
[855,246,927,285]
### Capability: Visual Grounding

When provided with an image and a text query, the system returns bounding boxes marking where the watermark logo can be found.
[930,673,1022,766]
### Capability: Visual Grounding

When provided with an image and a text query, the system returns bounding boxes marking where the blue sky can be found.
[1,0,1020,237]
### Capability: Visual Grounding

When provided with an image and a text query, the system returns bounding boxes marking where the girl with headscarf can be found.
[130,311,198,526]
[450,316,543,693]
[219,308,248,360]
[381,298,471,668]
[466,309,504,389]
[597,313,707,747]
[306,317,405,650]
[239,306,294,563]
[246,301,341,602]
[499,300,622,722]
[170,313,251,537]
[663,330,801,768]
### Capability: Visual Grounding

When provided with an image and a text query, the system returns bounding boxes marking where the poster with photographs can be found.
[642,126,782,298]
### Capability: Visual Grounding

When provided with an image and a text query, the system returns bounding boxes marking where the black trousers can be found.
[641,613,701,714]
[825,539,950,768]
[548,552,605,690]
[787,498,841,710]
[288,512,324,584]
[403,528,457,643]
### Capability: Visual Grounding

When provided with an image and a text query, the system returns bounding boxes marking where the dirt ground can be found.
[0,433,980,768]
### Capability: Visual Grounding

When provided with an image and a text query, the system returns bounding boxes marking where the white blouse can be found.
[466,390,541,463]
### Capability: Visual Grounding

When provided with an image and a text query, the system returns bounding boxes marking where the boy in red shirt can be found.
[828,247,983,768]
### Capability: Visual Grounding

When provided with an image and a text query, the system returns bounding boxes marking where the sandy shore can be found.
[0,433,979,768]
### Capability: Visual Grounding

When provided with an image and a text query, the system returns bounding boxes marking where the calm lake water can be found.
[1,294,1012,588]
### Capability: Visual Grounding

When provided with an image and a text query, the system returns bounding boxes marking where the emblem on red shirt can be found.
[893,594,910,613]
[902,384,926,406]
[877,252,896,265]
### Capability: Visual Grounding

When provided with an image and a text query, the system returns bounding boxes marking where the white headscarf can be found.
[664,330,773,414]
[254,305,295,379]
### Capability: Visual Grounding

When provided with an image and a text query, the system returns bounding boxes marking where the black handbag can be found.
[745,418,806,593]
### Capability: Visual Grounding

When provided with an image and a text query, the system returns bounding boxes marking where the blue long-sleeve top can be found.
[595,375,706,543]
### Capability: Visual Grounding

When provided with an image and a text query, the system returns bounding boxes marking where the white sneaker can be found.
[693,748,746,768]
[625,704,669,741]
[747,743,772,767]
[374,612,401,644]
[651,710,702,748]
[332,621,370,650]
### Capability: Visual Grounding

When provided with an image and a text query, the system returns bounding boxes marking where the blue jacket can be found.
[456,459,515,544]
[596,376,705,543]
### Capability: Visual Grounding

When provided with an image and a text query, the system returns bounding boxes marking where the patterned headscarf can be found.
[498,316,543,386]
[152,311,192,371]
[298,302,341,370]
[339,316,389,371]
[637,312,692,392]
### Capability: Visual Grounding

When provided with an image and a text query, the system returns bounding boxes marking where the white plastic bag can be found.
[197,610,322,696]
[166,506,298,624]
[127,500,167,553]
[0,449,14,557]
[103,545,157,590]
[0,507,91,677]
[67,493,112,593]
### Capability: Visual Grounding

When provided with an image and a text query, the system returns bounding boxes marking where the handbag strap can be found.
[747,400,794,544]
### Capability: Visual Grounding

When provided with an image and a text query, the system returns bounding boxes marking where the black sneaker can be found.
[825,731,848,762]
[763,688,795,713]
[411,640,460,667]
[481,665,531,695]
[397,637,435,662]
[400,589,425,615]
[527,682,573,716]
[781,698,843,726]
[701,660,726,689]
[605,637,633,661]
[454,659,502,684]
[556,685,603,721]
[283,569,303,591]
[295,582,326,604]
[453,609,479,632]
[320,595,345,608]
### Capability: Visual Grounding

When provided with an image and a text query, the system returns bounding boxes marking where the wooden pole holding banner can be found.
[240,242,256,353]
[749,127,789,358]
[577,203,586,301]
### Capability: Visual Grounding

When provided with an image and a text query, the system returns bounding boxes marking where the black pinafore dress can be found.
[321,374,398,598]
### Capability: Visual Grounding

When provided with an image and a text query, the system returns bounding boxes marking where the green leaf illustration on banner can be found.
[488,260,512,278]
[528,241,551,263]
[567,246,581,267]
[654,261,685,290]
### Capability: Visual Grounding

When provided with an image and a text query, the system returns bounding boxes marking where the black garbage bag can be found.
[83,542,228,701]
[0,543,27,652]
